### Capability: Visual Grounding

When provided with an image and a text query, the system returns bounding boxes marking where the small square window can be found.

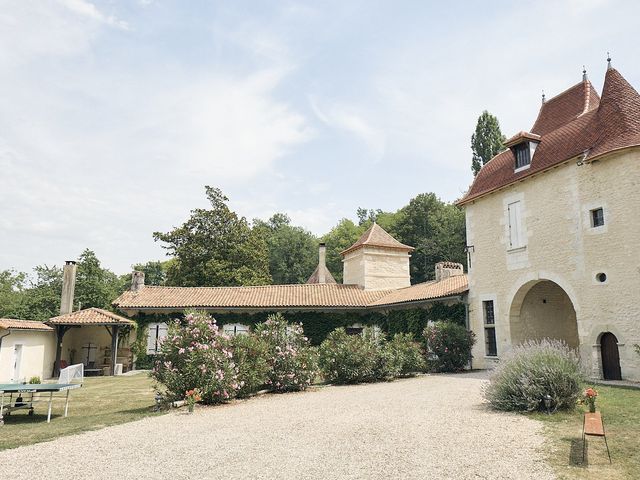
[514,143,531,169]
[591,208,605,227]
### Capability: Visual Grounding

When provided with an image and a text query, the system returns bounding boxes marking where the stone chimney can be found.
[318,243,327,284]
[60,261,77,315]
[131,271,145,292]
[434,261,464,282]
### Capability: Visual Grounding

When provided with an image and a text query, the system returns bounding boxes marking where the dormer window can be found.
[514,143,531,169]
[504,131,541,172]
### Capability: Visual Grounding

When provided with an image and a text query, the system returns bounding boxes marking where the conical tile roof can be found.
[340,223,413,256]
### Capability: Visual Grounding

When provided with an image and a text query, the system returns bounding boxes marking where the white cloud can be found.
[58,0,129,30]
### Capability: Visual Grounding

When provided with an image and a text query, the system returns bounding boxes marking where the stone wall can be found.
[343,246,411,291]
[464,148,640,381]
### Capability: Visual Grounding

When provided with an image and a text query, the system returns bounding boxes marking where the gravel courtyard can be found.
[0,373,555,480]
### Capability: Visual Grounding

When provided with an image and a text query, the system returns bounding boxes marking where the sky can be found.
[1,0,639,275]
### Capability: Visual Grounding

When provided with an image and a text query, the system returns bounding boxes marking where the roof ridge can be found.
[141,283,359,291]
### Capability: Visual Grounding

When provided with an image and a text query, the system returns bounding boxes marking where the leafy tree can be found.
[74,249,125,310]
[471,110,506,176]
[321,219,365,283]
[153,186,271,287]
[253,214,318,284]
[393,193,466,283]
[0,269,27,318]
[20,265,63,321]
[120,260,169,289]
[356,207,383,225]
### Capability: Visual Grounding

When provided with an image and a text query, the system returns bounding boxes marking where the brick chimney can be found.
[434,261,464,282]
[131,271,145,292]
[318,243,327,284]
[60,261,77,315]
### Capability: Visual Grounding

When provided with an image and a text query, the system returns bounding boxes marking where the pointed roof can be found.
[306,264,337,284]
[459,67,640,205]
[340,223,414,256]
[48,307,135,326]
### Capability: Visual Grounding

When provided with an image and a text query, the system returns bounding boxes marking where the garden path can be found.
[0,373,555,479]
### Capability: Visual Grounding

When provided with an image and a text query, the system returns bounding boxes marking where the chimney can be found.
[318,243,327,284]
[131,271,145,292]
[60,261,77,315]
[434,261,464,282]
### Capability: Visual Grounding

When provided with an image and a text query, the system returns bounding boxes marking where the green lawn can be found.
[0,373,161,450]
[533,385,640,480]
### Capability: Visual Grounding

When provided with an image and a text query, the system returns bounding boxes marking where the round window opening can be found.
[596,272,607,283]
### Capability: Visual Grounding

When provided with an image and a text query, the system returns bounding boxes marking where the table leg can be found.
[47,391,53,423]
[0,393,4,426]
[64,389,70,417]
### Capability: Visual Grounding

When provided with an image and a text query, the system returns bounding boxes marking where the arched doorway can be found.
[600,332,622,380]
[509,280,579,348]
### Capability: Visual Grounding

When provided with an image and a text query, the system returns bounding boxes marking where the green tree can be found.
[253,214,318,284]
[20,265,63,321]
[393,193,466,283]
[153,186,271,287]
[74,249,125,310]
[121,260,169,289]
[0,269,27,318]
[321,219,365,283]
[471,110,506,176]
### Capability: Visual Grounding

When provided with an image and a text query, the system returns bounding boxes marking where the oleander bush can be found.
[318,328,378,384]
[484,339,584,412]
[254,313,318,392]
[423,322,475,372]
[319,327,418,383]
[151,311,241,404]
[230,333,270,398]
[387,333,426,376]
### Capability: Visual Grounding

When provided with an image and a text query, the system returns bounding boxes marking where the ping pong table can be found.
[0,383,82,425]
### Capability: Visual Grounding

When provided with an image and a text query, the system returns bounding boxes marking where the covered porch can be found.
[48,308,136,377]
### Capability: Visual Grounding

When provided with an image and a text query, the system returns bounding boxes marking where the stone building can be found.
[458,63,640,381]
[114,223,468,350]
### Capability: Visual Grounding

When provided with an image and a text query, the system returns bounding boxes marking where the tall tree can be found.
[74,249,125,310]
[471,110,506,176]
[121,260,170,289]
[253,214,318,284]
[393,193,466,283]
[153,186,271,287]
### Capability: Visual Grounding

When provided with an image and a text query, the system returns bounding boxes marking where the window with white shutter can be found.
[222,323,250,336]
[507,201,525,249]
[146,323,168,354]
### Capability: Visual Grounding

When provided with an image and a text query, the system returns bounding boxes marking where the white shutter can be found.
[157,323,168,345]
[146,324,158,355]
[508,201,522,248]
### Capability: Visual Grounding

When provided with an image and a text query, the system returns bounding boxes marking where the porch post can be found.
[53,326,68,378]
[110,325,120,376]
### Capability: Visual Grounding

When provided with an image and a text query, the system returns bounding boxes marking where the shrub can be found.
[388,333,426,376]
[151,311,240,404]
[423,322,475,372]
[363,327,402,381]
[318,328,378,384]
[28,376,41,384]
[230,333,270,397]
[255,313,318,392]
[484,339,584,412]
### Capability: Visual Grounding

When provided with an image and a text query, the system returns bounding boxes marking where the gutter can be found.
[0,330,11,352]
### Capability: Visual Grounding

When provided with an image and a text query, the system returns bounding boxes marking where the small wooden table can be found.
[582,412,611,463]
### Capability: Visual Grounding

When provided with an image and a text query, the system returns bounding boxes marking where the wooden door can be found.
[600,332,622,380]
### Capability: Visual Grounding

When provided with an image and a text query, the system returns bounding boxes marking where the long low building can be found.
[113,224,469,350]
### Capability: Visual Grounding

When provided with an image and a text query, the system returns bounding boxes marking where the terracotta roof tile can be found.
[114,284,390,310]
[48,307,136,326]
[0,319,54,331]
[459,68,640,205]
[306,265,337,284]
[113,276,469,312]
[371,275,468,307]
[341,223,414,255]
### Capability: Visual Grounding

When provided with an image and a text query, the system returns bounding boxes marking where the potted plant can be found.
[185,389,201,413]
[584,387,598,413]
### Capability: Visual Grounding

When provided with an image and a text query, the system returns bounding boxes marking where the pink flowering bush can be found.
[151,311,241,404]
[254,313,318,392]
[387,333,426,376]
[423,322,475,372]
[318,328,378,384]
